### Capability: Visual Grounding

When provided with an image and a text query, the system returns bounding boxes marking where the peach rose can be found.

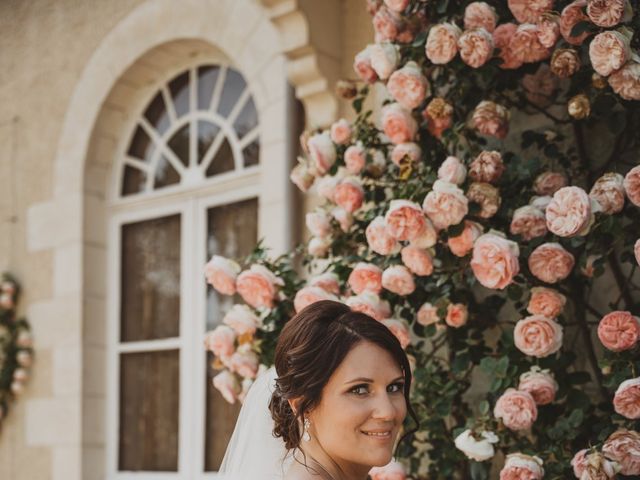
[423,180,469,229]
[382,265,416,296]
[382,318,411,349]
[518,367,558,405]
[458,28,494,68]
[534,171,567,196]
[334,178,364,213]
[545,186,592,237]
[499,453,544,480]
[205,325,236,359]
[579,451,621,479]
[308,236,332,258]
[294,286,338,313]
[387,61,430,110]
[332,206,354,233]
[354,45,379,84]
[385,200,428,241]
[370,42,400,79]
[382,103,418,144]
[472,100,510,139]
[290,161,315,192]
[587,0,632,27]
[236,264,284,309]
[308,131,337,175]
[373,7,401,43]
[597,311,640,352]
[348,263,383,295]
[635,238,640,266]
[493,23,523,69]
[536,13,561,48]
[464,2,497,32]
[571,449,589,478]
[438,156,467,185]
[306,209,332,238]
[560,0,592,46]
[228,346,260,379]
[345,143,366,175]
[512,24,552,64]
[369,459,407,480]
[315,173,341,202]
[508,0,554,23]
[346,292,391,321]
[469,151,504,184]
[493,388,538,430]
[205,255,241,296]
[366,216,401,256]
[467,182,501,218]
[330,118,352,145]
[401,246,434,276]
[624,165,640,207]
[448,220,483,257]
[615,377,640,419]
[514,315,563,357]
[609,61,640,101]
[590,30,631,77]
[425,23,462,64]
[527,287,566,318]
[383,0,409,13]
[424,97,454,138]
[309,272,341,295]
[446,303,468,328]
[510,205,548,241]
[213,370,241,403]
[602,429,640,475]
[391,142,421,166]
[550,48,581,78]
[417,302,440,326]
[410,217,438,249]
[590,172,625,214]
[470,233,520,290]
[223,305,261,336]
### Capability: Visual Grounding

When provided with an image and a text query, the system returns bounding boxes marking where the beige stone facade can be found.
[0,1,372,478]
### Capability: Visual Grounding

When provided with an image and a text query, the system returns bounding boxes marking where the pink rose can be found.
[370,42,400,79]
[385,200,428,241]
[466,182,501,219]
[205,325,236,358]
[410,218,438,249]
[518,367,558,405]
[417,302,440,326]
[499,453,544,480]
[458,28,494,68]
[331,206,354,233]
[308,132,337,175]
[369,459,407,480]
[382,318,411,349]
[334,178,364,213]
[464,2,498,32]
[391,142,422,167]
[536,13,561,48]
[534,171,567,196]
[236,264,283,309]
[425,23,462,64]
[597,311,640,352]
[635,238,640,267]
[446,303,468,328]
[315,174,340,202]
[294,286,338,313]
[560,1,592,46]
[306,209,332,238]
[308,236,332,257]
[346,292,391,321]
[510,205,548,241]
[590,30,632,77]
[587,0,632,27]
[348,263,383,295]
[383,0,409,13]
[469,151,504,184]
[470,233,520,290]
[493,23,523,69]
[590,172,625,214]
[204,255,241,296]
[387,61,430,110]
[290,161,315,192]
[424,98,454,138]
[382,265,416,296]
[401,246,434,276]
[512,24,552,64]
[437,156,467,185]
[579,451,621,479]
[448,220,483,257]
[373,7,401,43]
[330,118,352,145]
[223,305,260,336]
[508,0,554,23]
[366,216,401,256]
[514,315,563,357]
[472,101,510,139]
[527,287,566,318]
[551,48,581,78]
[354,45,379,84]
[545,186,592,237]
[602,428,640,476]
[228,347,259,379]
[528,242,575,283]
[382,103,418,144]
[624,165,640,206]
[213,370,241,403]
[308,272,341,295]
[571,449,589,478]
[345,143,366,175]
[422,179,469,229]
[494,388,538,430]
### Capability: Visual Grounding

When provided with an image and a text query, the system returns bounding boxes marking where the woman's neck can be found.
[296,443,370,480]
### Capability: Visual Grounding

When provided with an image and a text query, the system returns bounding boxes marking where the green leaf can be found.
[479,400,489,415]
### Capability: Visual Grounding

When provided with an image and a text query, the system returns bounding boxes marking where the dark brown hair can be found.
[269,300,418,450]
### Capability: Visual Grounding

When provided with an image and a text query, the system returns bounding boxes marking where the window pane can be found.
[120,214,181,342]
[127,125,154,163]
[205,138,235,178]
[217,68,246,118]
[197,120,221,165]
[144,92,171,136]
[154,155,181,189]
[243,140,260,168]
[122,165,147,196]
[167,124,190,168]
[119,350,180,471]
[198,65,221,111]
[233,97,258,139]
[169,71,190,118]
[204,198,258,471]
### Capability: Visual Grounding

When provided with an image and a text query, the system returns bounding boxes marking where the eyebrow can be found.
[344,376,404,385]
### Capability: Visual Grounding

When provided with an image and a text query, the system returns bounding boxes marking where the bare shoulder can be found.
[283,461,324,480]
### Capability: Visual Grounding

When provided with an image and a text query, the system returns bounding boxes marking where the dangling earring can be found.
[302,417,311,442]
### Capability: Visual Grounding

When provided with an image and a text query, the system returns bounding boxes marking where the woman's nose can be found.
[371,392,397,420]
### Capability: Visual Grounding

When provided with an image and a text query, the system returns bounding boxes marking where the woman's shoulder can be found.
[283,461,326,480]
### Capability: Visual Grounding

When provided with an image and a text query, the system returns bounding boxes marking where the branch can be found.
[608,251,635,309]
[573,122,594,183]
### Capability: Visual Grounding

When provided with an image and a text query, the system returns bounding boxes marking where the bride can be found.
[218,300,418,479]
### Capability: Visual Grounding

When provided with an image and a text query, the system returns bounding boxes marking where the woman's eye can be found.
[387,382,404,393]
[350,385,369,395]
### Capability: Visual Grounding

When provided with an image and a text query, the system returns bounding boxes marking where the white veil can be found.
[218,366,292,479]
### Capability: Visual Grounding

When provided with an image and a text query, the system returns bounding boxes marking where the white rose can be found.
[454,429,499,461]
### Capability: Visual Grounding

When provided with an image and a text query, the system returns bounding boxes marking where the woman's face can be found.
[307,340,407,474]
